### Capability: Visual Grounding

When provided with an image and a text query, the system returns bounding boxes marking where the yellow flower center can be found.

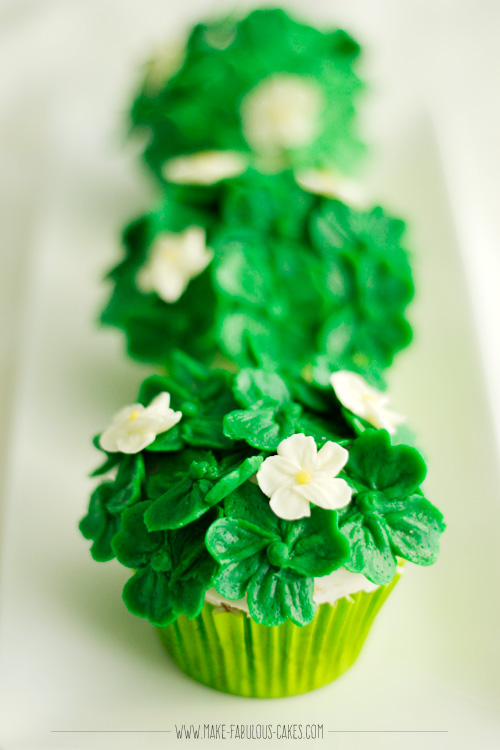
[129,409,142,421]
[296,469,312,485]
[164,246,181,264]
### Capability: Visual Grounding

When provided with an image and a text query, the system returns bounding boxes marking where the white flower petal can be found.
[330,370,373,411]
[241,74,324,153]
[183,227,213,271]
[257,455,297,497]
[139,413,181,434]
[99,426,122,453]
[116,430,157,454]
[330,370,405,434]
[295,169,366,207]
[162,150,248,185]
[162,411,183,431]
[277,433,317,469]
[142,392,182,432]
[264,434,355,520]
[136,227,213,303]
[148,392,171,411]
[295,477,352,511]
[143,39,186,94]
[269,486,311,520]
[136,265,153,294]
[153,267,187,303]
[364,403,405,434]
[99,392,182,455]
[111,404,144,425]
[315,441,349,475]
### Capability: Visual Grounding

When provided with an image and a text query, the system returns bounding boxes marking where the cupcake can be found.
[101,169,413,381]
[82,2,445,701]
[80,354,445,697]
[131,8,365,182]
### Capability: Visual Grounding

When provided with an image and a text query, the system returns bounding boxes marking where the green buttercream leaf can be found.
[285,377,332,413]
[123,567,177,627]
[139,357,237,450]
[79,482,121,562]
[213,556,264,601]
[338,429,445,580]
[278,573,317,627]
[118,505,219,626]
[281,508,350,578]
[247,565,316,626]
[144,477,213,531]
[90,435,121,477]
[295,412,345,448]
[340,511,397,584]
[81,454,145,563]
[170,578,208,620]
[347,429,426,498]
[309,200,414,373]
[206,518,276,565]
[138,367,203,411]
[106,454,145,513]
[223,481,279,535]
[246,564,287,626]
[144,453,262,531]
[233,368,290,407]
[182,416,234,450]
[383,495,445,566]
[145,426,183,452]
[204,455,263,505]
[102,219,216,365]
[207,483,347,621]
[113,501,163,568]
[223,400,301,450]
[222,170,315,241]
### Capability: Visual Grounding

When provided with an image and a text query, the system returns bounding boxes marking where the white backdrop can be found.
[1,2,499,748]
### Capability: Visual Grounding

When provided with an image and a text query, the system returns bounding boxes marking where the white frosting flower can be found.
[295,168,366,207]
[136,226,213,303]
[241,74,324,154]
[257,433,352,521]
[330,371,405,434]
[99,393,182,454]
[162,150,248,185]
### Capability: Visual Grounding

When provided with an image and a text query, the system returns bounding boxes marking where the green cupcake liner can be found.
[156,573,400,698]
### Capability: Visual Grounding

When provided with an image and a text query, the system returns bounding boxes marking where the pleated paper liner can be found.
[157,570,401,698]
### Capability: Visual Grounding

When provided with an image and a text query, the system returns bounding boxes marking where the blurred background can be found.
[1,1,499,748]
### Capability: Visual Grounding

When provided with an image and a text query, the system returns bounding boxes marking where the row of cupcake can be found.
[80,8,445,698]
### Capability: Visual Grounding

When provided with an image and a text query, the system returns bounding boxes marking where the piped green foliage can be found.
[206,483,350,626]
[102,172,413,380]
[113,502,220,626]
[131,8,364,179]
[80,453,145,561]
[309,200,413,380]
[338,430,445,584]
